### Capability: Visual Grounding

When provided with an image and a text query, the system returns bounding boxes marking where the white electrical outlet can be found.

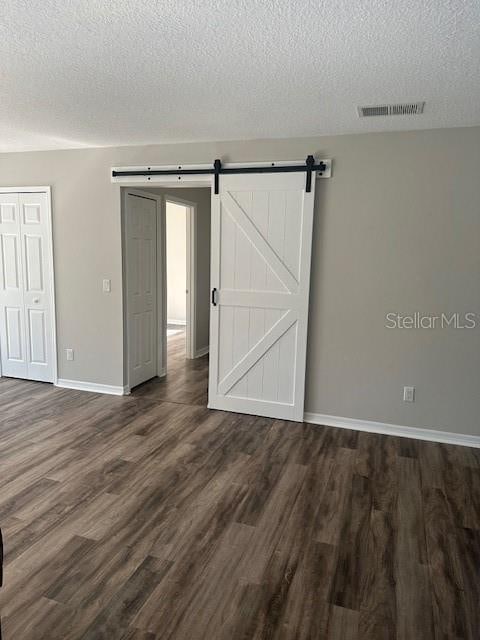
[403,386,415,402]
[66,349,74,361]
[103,279,111,293]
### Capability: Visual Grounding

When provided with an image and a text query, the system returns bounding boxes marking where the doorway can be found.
[117,161,318,421]
[122,187,211,405]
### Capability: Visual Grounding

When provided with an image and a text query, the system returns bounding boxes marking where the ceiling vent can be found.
[358,102,425,117]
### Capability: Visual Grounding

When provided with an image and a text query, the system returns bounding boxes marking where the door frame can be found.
[164,194,197,360]
[122,188,202,392]
[0,186,57,383]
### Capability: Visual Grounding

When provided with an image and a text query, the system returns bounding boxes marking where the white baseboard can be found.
[167,319,186,326]
[195,345,209,358]
[303,412,480,448]
[158,367,166,378]
[56,379,128,396]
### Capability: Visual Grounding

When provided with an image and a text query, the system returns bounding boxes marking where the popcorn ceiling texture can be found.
[1,0,480,151]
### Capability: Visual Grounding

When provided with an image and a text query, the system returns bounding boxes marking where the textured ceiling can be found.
[1,1,480,152]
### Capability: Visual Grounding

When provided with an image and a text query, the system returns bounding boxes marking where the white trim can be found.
[303,412,480,449]
[0,186,58,384]
[158,193,167,378]
[0,186,52,194]
[46,187,58,385]
[195,345,209,358]
[113,169,212,188]
[56,379,127,396]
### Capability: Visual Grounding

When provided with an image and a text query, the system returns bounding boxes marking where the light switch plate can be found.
[103,279,111,293]
[403,386,415,402]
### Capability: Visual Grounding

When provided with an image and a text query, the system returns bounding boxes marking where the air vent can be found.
[358,102,425,117]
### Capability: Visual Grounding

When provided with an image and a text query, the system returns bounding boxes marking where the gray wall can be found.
[0,127,479,435]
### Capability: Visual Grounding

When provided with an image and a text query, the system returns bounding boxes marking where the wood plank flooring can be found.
[135,329,209,407]
[0,332,479,639]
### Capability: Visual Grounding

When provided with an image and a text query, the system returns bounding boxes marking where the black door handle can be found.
[211,288,217,306]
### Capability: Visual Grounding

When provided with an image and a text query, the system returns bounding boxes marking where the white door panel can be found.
[20,193,55,381]
[5,307,24,360]
[125,193,157,389]
[28,308,47,364]
[208,172,315,421]
[0,191,55,382]
[0,194,28,378]
[2,234,22,290]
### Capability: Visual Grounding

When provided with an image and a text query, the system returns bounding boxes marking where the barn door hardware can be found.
[213,159,221,195]
[112,156,330,194]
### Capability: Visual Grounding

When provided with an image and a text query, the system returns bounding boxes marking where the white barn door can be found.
[208,172,315,421]
[124,192,158,389]
[0,191,55,382]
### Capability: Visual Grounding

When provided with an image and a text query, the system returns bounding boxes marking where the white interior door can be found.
[208,172,315,421]
[125,192,158,389]
[0,194,27,378]
[0,191,55,382]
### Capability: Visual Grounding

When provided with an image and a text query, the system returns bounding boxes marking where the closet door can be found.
[0,194,28,378]
[0,191,55,382]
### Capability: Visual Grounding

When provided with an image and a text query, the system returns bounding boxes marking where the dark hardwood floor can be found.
[134,328,209,407]
[0,332,479,639]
